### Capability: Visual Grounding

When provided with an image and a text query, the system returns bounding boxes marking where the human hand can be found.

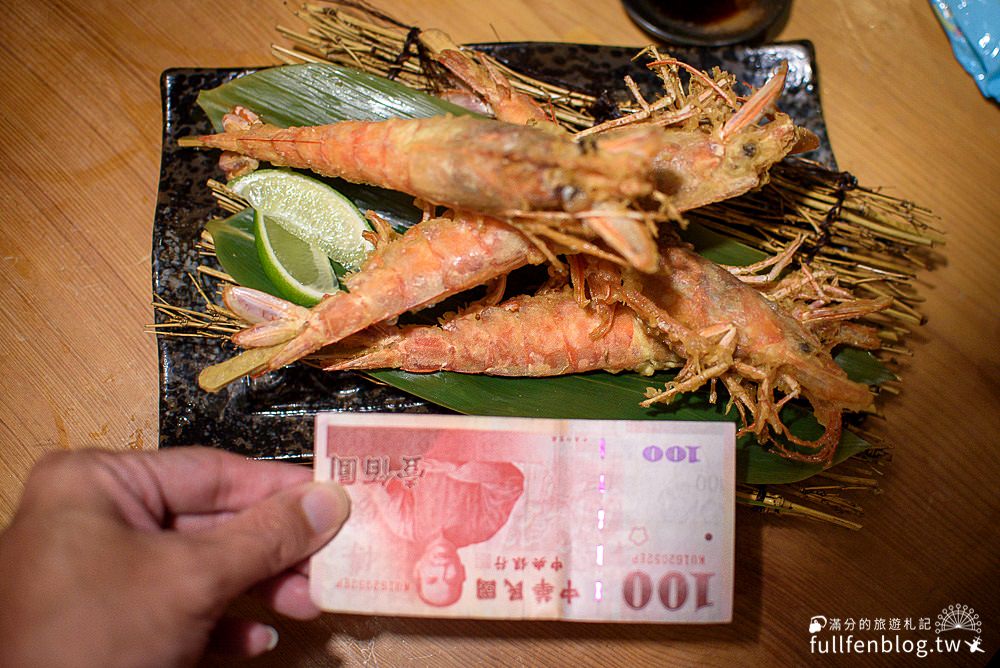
[0,447,350,667]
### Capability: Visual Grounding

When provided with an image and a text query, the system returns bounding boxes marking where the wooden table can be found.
[1,0,997,664]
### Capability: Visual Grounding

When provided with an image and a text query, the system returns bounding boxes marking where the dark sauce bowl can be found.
[622,0,791,46]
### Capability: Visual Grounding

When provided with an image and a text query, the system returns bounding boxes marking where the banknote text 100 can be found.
[622,571,715,612]
[642,445,701,463]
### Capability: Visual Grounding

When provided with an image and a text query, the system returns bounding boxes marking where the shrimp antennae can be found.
[721,61,788,140]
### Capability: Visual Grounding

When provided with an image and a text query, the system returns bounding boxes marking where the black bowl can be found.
[622,0,791,46]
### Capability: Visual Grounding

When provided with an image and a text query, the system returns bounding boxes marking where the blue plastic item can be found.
[931,0,1000,101]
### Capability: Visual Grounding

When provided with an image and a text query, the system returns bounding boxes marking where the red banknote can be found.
[311,413,734,623]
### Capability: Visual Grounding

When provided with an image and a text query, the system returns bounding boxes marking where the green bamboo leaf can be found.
[835,347,898,385]
[681,222,767,266]
[368,369,869,484]
[197,63,474,131]
[205,210,281,294]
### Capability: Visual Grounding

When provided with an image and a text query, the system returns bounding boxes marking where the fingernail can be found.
[263,625,279,653]
[301,483,351,534]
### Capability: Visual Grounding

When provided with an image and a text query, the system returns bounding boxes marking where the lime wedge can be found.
[255,209,338,306]
[229,169,372,269]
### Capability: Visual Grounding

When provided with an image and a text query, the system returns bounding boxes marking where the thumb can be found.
[192,481,351,599]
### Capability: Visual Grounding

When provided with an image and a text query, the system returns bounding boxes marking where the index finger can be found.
[128,447,313,516]
[23,447,312,524]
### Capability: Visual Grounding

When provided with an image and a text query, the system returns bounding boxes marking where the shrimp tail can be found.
[223,286,310,348]
[223,285,310,324]
[320,341,411,374]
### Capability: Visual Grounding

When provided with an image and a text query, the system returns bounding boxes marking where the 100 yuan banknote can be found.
[311,413,734,623]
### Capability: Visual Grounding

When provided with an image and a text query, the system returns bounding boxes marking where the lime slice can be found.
[255,209,338,306]
[229,169,372,269]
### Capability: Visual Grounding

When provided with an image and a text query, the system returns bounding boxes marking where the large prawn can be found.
[313,287,679,376]
[181,59,815,273]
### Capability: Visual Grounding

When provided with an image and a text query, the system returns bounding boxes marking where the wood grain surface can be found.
[1,0,997,665]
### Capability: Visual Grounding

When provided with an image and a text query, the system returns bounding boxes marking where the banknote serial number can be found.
[335,578,411,592]
[632,552,706,566]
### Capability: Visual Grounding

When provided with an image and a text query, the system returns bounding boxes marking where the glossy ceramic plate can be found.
[153,41,834,460]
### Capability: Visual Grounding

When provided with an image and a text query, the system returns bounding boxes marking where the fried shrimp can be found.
[317,288,680,377]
